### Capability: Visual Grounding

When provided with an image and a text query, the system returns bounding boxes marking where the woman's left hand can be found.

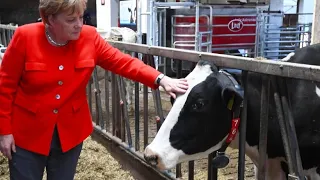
[159,76,189,99]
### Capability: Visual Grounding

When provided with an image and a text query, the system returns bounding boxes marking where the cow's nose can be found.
[144,147,160,166]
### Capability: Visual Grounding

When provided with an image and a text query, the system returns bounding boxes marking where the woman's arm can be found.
[94,31,161,89]
[0,27,26,135]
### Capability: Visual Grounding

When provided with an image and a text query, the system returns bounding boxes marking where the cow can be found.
[143,43,320,179]
[128,7,137,24]
[95,27,138,112]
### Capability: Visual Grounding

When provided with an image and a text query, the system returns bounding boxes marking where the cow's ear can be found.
[221,84,244,110]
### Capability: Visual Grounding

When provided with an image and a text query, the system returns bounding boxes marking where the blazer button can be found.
[55,94,60,100]
[59,65,64,70]
[53,109,58,114]
[58,81,63,85]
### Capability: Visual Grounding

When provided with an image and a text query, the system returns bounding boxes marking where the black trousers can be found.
[9,127,83,180]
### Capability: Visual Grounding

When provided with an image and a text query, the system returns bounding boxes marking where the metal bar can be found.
[0,24,17,30]
[199,31,212,35]
[88,79,93,116]
[208,153,218,180]
[115,76,122,138]
[238,70,248,180]
[212,24,256,27]
[117,76,133,147]
[172,24,209,27]
[279,78,304,179]
[163,9,167,75]
[194,0,199,51]
[175,164,182,178]
[143,55,149,149]
[92,123,176,180]
[112,74,116,136]
[258,75,270,180]
[270,76,295,175]
[1,29,7,46]
[263,50,296,53]
[105,71,110,131]
[264,40,310,43]
[107,41,320,82]
[93,68,104,129]
[212,33,256,37]
[143,84,148,149]
[265,31,311,34]
[212,14,259,17]
[147,55,165,129]
[153,1,195,7]
[135,81,140,151]
[188,161,194,180]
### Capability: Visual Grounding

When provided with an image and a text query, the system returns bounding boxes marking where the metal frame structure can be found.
[142,1,313,76]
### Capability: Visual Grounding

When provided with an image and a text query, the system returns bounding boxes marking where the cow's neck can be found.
[229,132,260,165]
[211,70,244,168]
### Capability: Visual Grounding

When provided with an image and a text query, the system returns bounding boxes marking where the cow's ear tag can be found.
[227,95,235,110]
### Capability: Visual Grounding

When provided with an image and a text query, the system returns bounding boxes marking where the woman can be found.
[0,0,189,179]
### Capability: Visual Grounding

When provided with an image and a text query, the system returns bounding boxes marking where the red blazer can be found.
[0,23,161,156]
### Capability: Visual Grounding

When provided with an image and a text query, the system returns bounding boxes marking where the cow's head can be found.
[144,60,243,170]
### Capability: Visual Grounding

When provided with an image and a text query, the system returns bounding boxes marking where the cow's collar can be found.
[211,69,243,169]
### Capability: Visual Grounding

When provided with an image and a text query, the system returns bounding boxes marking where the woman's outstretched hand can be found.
[159,76,189,99]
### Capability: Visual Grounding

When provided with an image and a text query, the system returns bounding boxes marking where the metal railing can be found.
[257,12,313,59]
[0,24,17,46]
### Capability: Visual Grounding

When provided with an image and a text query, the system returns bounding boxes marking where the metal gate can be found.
[156,6,313,75]
[166,6,266,74]
[256,12,312,59]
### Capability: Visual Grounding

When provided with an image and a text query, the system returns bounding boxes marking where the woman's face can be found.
[48,9,84,42]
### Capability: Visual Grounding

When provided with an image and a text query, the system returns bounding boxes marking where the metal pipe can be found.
[238,70,248,180]
[116,76,133,147]
[153,2,195,7]
[188,161,194,180]
[163,9,167,75]
[270,76,295,175]
[93,68,104,129]
[201,5,213,52]
[208,153,218,180]
[159,10,163,70]
[0,24,17,30]
[148,0,154,46]
[258,75,270,180]
[134,80,140,151]
[277,78,304,179]
[111,74,116,136]
[194,0,200,51]
[104,71,110,131]
[107,40,320,82]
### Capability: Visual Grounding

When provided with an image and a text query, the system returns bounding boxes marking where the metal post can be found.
[311,0,320,44]
[238,71,248,180]
[148,0,154,46]
[258,75,270,180]
[194,0,200,51]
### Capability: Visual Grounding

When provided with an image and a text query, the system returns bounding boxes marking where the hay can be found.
[0,136,135,180]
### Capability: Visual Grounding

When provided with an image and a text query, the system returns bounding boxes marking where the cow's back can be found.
[244,43,320,171]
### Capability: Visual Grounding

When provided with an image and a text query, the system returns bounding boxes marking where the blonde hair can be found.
[39,0,87,24]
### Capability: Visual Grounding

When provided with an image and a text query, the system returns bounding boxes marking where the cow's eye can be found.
[191,101,205,111]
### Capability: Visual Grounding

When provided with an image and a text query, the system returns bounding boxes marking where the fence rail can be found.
[107,40,320,82]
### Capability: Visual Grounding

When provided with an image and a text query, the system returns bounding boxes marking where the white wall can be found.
[283,0,313,23]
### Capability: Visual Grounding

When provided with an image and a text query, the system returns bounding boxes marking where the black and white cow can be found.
[144,43,320,179]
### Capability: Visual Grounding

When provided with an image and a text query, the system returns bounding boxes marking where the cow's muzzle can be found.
[143,147,165,170]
